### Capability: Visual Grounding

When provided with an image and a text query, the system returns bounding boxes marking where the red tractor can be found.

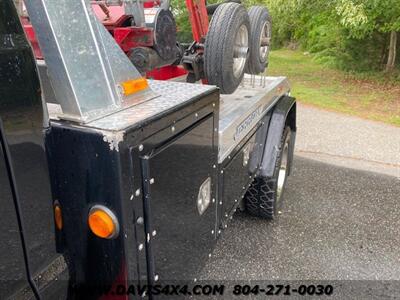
[23,0,272,94]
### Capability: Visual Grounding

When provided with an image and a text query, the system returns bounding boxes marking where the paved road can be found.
[199,105,400,298]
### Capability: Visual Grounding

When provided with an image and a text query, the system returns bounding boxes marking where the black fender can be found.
[248,112,271,174]
[259,96,296,178]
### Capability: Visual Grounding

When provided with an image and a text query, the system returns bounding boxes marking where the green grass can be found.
[267,49,400,126]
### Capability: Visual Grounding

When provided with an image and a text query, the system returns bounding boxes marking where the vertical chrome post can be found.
[251,74,255,88]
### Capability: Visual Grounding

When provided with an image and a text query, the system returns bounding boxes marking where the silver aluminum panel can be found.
[218,75,290,163]
[70,80,217,131]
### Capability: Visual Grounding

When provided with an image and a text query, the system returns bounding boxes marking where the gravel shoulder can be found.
[295,104,400,177]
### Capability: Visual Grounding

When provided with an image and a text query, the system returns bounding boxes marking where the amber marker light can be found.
[120,77,149,96]
[54,201,63,230]
[88,205,119,239]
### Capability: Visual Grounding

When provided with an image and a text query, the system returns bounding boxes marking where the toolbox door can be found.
[140,114,217,282]
[221,116,269,222]
[222,132,258,218]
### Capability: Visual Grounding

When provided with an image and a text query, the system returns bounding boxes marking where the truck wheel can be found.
[204,3,250,94]
[245,126,291,219]
[245,6,272,75]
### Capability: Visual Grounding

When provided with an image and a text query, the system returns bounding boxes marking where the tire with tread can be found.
[245,126,291,219]
[245,6,272,75]
[204,3,250,94]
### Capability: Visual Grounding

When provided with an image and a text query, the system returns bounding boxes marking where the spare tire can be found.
[204,3,250,94]
[245,6,272,75]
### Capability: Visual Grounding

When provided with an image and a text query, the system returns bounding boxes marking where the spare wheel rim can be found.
[276,140,289,202]
[233,24,249,78]
[259,21,271,62]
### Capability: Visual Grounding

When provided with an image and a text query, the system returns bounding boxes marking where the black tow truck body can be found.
[0,1,296,299]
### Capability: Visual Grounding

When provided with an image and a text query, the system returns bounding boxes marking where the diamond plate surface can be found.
[85,80,217,131]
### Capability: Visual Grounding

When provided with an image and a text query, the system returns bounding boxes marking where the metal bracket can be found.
[25,0,156,123]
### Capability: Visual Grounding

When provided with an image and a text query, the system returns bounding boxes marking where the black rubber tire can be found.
[245,126,291,219]
[245,6,272,75]
[204,3,250,94]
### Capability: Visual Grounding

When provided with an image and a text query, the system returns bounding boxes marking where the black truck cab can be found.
[0,0,68,298]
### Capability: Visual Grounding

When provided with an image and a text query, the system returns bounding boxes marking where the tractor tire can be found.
[245,126,291,219]
[245,6,272,75]
[204,3,250,94]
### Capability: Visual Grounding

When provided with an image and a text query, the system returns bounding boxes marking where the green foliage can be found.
[170,0,399,72]
[170,0,192,42]
[336,0,400,37]
[268,49,400,126]
[253,0,398,71]
[170,0,219,42]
